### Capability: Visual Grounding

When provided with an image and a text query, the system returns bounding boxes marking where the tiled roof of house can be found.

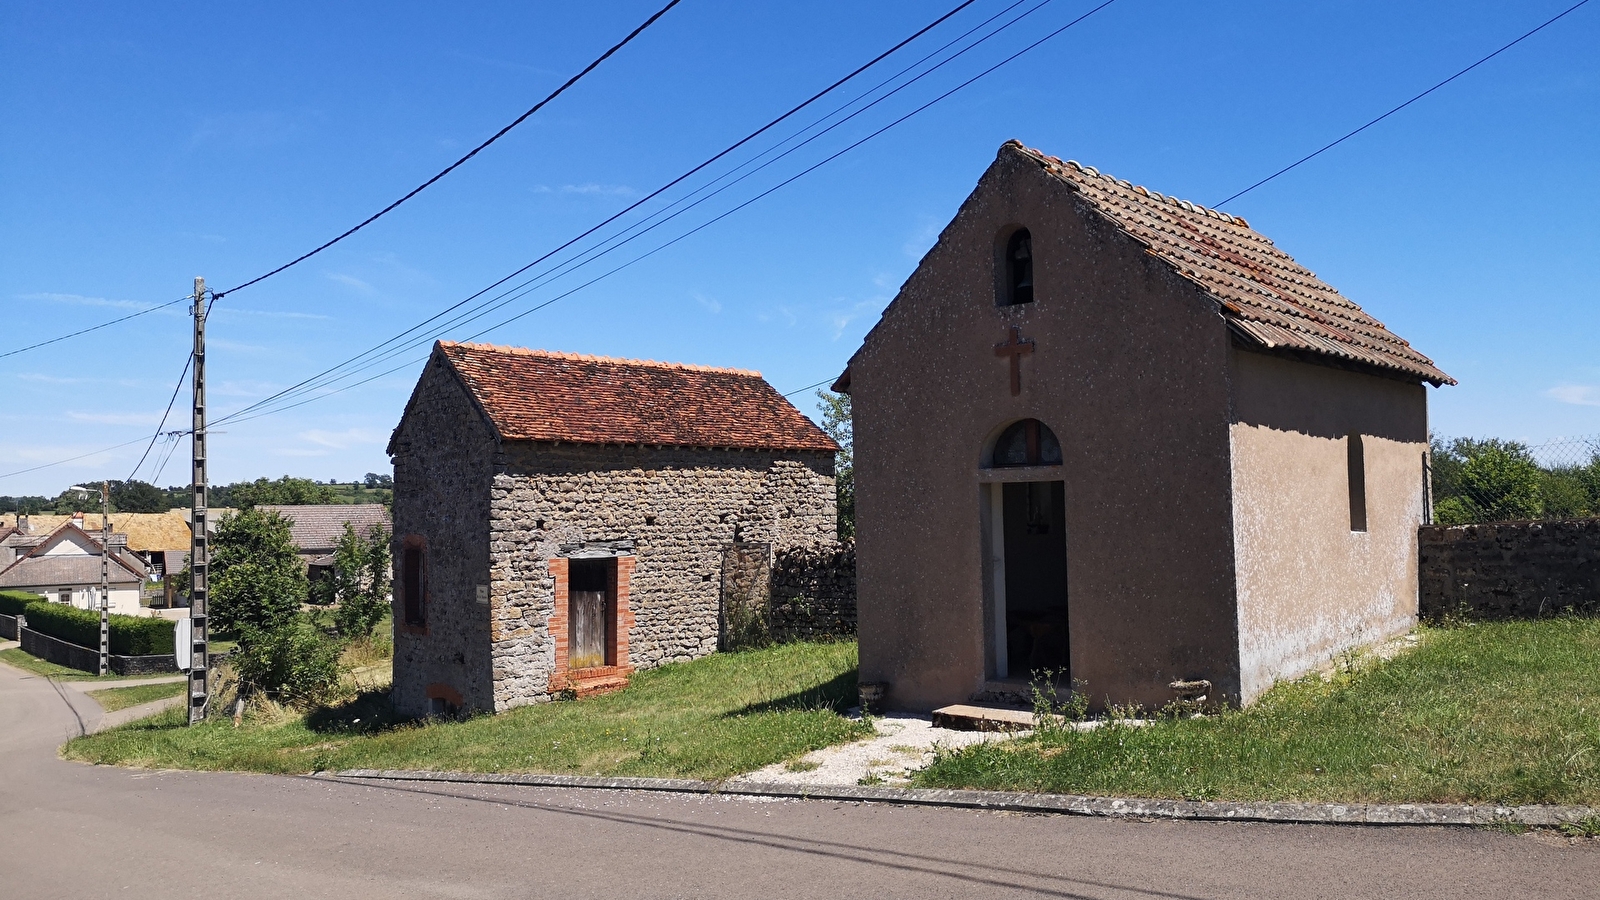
[0,522,146,589]
[1007,143,1452,385]
[431,342,839,452]
[257,504,391,554]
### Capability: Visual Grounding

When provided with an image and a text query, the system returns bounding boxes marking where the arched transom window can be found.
[989,418,1062,468]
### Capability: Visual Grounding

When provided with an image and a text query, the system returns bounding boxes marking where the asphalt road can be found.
[1,662,1595,900]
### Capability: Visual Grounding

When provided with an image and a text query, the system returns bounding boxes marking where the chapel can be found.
[834,141,1453,711]
[387,341,837,716]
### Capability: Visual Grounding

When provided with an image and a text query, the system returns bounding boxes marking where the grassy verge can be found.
[0,647,177,682]
[916,618,1600,806]
[66,640,869,779]
[86,682,186,712]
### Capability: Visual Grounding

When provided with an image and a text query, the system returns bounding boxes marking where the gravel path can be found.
[732,712,1026,786]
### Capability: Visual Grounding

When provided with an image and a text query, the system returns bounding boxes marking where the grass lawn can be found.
[0,647,177,682]
[916,617,1600,806]
[65,640,869,780]
[86,681,186,712]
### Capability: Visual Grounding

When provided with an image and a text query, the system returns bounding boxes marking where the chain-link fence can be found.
[1429,434,1600,525]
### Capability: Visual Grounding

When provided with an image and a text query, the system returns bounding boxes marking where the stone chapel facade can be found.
[388,341,837,717]
[835,141,1453,712]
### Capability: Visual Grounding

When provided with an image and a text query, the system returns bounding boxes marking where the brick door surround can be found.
[547,555,636,697]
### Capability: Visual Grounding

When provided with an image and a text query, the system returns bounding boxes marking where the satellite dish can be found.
[174,617,192,672]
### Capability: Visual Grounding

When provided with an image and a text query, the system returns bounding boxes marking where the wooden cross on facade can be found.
[994,326,1035,396]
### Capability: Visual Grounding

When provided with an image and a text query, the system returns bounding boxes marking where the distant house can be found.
[0,511,191,578]
[0,521,147,614]
[257,504,392,581]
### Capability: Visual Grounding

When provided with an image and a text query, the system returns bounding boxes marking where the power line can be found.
[211,0,1052,422]
[212,0,1122,428]
[214,0,684,299]
[126,352,194,483]
[0,295,188,361]
[206,0,988,426]
[0,436,159,482]
[1215,0,1592,208]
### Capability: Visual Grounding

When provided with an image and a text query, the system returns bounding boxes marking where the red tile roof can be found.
[1008,143,1453,385]
[433,342,838,452]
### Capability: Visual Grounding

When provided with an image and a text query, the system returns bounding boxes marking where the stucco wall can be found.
[851,145,1241,712]
[486,444,835,710]
[388,355,497,718]
[1229,347,1428,701]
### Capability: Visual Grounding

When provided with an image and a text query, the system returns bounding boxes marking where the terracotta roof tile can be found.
[435,342,838,452]
[1009,143,1454,386]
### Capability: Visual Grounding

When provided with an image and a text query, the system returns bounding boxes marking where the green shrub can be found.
[23,602,176,655]
[233,620,344,705]
[0,590,44,616]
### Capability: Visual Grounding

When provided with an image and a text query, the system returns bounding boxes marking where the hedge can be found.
[22,601,176,656]
[0,590,45,617]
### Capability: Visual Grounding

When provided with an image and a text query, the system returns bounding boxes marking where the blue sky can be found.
[2,0,1597,495]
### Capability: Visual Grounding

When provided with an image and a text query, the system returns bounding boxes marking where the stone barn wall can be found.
[486,444,835,710]
[769,540,857,642]
[1418,519,1600,620]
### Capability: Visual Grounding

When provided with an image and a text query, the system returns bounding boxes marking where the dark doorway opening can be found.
[568,558,616,670]
[1001,480,1069,679]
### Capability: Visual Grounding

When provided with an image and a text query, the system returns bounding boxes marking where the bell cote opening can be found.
[999,228,1035,306]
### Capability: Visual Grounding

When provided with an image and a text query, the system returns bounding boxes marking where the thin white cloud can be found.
[18,292,177,313]
[560,183,636,197]
[1548,385,1600,407]
[219,307,333,321]
[212,379,283,399]
[18,373,145,388]
[297,428,385,450]
[326,273,375,295]
[65,410,162,426]
[692,292,722,314]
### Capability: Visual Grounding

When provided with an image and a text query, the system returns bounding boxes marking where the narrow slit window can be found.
[402,542,426,625]
[1347,433,1368,533]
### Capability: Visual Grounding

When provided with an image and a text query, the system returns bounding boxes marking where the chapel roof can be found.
[425,341,838,452]
[1010,143,1452,386]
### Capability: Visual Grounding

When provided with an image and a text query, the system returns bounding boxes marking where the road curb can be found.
[328,769,1598,828]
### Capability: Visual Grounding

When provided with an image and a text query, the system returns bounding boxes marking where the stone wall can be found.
[486,443,836,711]
[18,626,177,675]
[388,355,497,718]
[0,612,16,641]
[769,541,857,641]
[1419,519,1600,620]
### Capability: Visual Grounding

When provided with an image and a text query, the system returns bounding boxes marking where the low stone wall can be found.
[19,627,178,675]
[0,612,17,641]
[1418,519,1600,620]
[769,541,856,641]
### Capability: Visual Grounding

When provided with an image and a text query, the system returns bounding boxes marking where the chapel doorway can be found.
[999,481,1069,679]
[984,418,1069,682]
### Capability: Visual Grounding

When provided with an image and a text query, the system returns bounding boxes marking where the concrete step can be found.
[930,704,1038,732]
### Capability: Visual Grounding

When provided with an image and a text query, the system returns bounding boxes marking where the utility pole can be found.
[99,481,110,676]
[188,277,210,725]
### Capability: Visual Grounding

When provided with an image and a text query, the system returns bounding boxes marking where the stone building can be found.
[387,341,838,716]
[834,141,1452,712]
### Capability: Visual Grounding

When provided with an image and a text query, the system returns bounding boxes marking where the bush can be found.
[0,590,44,616]
[22,602,176,655]
[210,508,309,633]
[233,619,344,705]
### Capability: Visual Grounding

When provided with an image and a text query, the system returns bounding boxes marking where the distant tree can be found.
[1432,437,1542,523]
[362,472,393,489]
[0,495,49,515]
[816,389,854,539]
[230,476,339,509]
[108,479,167,513]
[209,508,308,633]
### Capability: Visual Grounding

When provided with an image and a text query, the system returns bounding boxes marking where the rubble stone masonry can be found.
[1418,519,1600,620]
[486,443,835,711]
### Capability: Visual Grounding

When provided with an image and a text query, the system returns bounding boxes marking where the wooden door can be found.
[569,590,607,669]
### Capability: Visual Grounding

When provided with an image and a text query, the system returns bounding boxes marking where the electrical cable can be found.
[0,296,188,361]
[214,0,685,299]
[126,352,194,483]
[205,0,987,426]
[211,0,1052,420]
[1215,0,1592,207]
[212,0,1122,427]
